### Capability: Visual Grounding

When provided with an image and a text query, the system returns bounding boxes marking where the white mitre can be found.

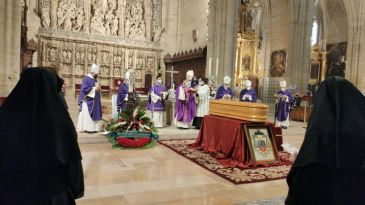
[90,64,100,74]
[279,80,287,88]
[245,80,252,88]
[223,76,231,84]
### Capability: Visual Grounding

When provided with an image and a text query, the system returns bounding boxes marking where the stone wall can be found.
[178,0,208,51]
[325,1,348,44]
[270,0,290,52]
[0,0,21,97]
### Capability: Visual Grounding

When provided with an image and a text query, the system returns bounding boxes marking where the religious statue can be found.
[125,2,147,40]
[73,8,85,32]
[57,1,77,32]
[90,8,106,34]
[153,27,164,42]
[111,16,119,36]
[41,6,51,28]
[242,54,251,70]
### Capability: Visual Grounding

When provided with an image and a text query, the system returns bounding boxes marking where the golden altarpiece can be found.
[234,1,261,96]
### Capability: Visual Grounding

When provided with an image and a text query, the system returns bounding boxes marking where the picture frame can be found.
[244,124,279,163]
[270,50,287,77]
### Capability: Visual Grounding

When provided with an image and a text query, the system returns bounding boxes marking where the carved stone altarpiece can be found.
[37,0,162,93]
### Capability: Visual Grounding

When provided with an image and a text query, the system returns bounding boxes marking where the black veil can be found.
[0,67,82,171]
[293,76,365,169]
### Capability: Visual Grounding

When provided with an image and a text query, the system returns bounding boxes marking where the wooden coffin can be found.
[209,100,269,122]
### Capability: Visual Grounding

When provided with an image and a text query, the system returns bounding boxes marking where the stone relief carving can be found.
[152,0,161,40]
[48,47,57,62]
[152,26,164,42]
[136,53,144,68]
[38,0,162,91]
[75,65,85,75]
[75,47,85,63]
[86,47,97,63]
[90,8,106,34]
[125,1,146,40]
[41,0,51,28]
[113,67,121,76]
[40,0,161,42]
[101,51,110,65]
[146,56,154,69]
[128,52,134,68]
[113,50,123,65]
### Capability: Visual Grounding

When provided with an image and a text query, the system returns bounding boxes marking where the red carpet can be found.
[159,139,292,185]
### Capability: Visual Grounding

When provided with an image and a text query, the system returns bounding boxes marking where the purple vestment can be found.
[117,82,129,111]
[147,84,167,111]
[77,75,102,121]
[215,86,234,99]
[276,90,292,121]
[239,89,257,102]
[175,82,196,122]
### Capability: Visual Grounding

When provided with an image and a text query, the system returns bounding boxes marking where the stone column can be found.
[206,0,240,86]
[50,0,57,29]
[286,0,314,94]
[0,0,21,97]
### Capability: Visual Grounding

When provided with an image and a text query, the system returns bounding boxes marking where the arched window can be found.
[311,17,320,46]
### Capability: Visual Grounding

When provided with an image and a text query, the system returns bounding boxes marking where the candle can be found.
[208,57,212,75]
[134,50,137,69]
[171,66,174,88]
[215,58,219,76]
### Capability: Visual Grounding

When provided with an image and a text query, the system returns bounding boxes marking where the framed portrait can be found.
[270,50,287,77]
[244,124,279,163]
[310,63,320,80]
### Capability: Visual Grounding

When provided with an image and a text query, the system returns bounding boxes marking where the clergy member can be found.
[175,70,197,129]
[117,73,129,112]
[275,80,292,129]
[215,76,234,99]
[239,80,257,102]
[147,74,168,128]
[77,64,102,133]
[193,77,210,129]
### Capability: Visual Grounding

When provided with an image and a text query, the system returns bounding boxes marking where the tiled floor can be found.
[76,120,306,205]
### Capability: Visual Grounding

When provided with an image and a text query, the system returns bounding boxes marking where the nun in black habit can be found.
[285,77,365,205]
[0,68,84,205]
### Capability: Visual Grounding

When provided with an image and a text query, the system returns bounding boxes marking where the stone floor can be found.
[76,120,306,205]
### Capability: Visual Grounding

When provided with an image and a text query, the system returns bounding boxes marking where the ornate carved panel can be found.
[37,0,162,95]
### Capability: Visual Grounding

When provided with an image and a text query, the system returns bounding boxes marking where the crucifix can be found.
[165,66,179,90]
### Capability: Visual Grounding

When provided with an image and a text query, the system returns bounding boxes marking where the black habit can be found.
[285,77,365,205]
[0,68,84,205]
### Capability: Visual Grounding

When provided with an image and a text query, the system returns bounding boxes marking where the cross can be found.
[165,66,179,89]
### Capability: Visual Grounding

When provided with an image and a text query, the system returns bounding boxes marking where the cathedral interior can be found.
[1,0,365,204]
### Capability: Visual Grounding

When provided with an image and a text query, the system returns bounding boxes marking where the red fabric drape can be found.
[192,115,286,168]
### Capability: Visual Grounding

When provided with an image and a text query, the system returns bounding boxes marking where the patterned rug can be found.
[235,197,285,205]
[159,139,291,185]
